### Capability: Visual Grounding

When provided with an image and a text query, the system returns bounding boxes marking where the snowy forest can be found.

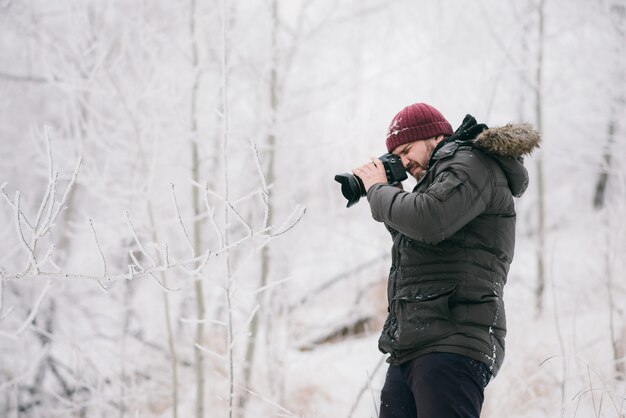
[1,0,625,417]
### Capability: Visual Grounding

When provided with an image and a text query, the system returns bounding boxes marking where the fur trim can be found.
[474,123,541,158]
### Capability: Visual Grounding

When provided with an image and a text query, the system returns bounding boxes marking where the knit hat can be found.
[385,103,453,152]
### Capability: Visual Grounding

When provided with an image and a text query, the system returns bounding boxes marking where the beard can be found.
[407,141,437,180]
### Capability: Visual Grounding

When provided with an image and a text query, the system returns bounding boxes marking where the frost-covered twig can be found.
[47,248,61,273]
[170,183,196,257]
[15,280,52,336]
[227,202,253,237]
[129,250,144,273]
[235,384,294,416]
[213,226,271,256]
[180,317,227,326]
[166,250,212,277]
[33,171,58,234]
[0,183,35,231]
[124,210,158,268]
[348,355,386,418]
[0,244,214,282]
[199,182,270,207]
[149,272,180,293]
[204,189,224,249]
[229,304,259,349]
[14,192,38,272]
[33,127,57,232]
[194,342,226,360]
[263,205,306,238]
[164,243,171,268]
[40,244,60,272]
[250,139,270,228]
[38,155,83,237]
[89,218,107,277]
[254,277,294,294]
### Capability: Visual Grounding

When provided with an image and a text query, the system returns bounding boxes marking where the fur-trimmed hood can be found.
[474,123,540,197]
[474,123,541,158]
[431,117,541,197]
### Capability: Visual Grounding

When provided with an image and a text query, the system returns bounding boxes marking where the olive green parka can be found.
[367,119,540,376]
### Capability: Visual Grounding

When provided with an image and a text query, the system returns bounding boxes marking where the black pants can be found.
[379,353,491,418]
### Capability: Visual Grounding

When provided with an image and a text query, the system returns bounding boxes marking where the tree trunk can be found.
[148,205,179,418]
[220,1,235,416]
[592,121,614,209]
[188,1,207,418]
[596,1,626,381]
[534,0,546,318]
[239,0,280,415]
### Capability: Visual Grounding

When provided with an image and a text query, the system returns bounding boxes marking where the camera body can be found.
[378,152,408,186]
[334,153,408,207]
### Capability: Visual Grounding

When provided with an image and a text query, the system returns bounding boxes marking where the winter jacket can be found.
[366,117,540,376]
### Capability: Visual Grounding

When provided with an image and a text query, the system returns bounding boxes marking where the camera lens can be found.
[334,173,365,207]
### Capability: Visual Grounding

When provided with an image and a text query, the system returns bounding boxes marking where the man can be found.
[352,103,540,417]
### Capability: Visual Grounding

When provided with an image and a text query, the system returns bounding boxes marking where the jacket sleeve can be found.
[366,153,492,244]
[384,223,399,239]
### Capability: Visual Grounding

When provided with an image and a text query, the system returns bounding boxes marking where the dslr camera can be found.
[334,153,407,208]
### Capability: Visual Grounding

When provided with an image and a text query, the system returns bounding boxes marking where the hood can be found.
[474,123,541,197]
[474,123,541,159]
[430,115,541,197]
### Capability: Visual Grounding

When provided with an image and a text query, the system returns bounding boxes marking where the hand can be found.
[352,157,388,193]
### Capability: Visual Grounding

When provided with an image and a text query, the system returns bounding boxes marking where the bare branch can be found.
[33,127,57,232]
[227,202,253,237]
[235,384,294,416]
[0,69,48,84]
[128,250,144,273]
[124,210,158,268]
[204,188,224,249]
[39,244,60,272]
[164,243,171,268]
[149,272,180,293]
[229,304,259,349]
[194,342,226,360]
[14,192,38,272]
[180,317,227,326]
[48,156,83,229]
[170,183,196,257]
[265,205,306,238]
[38,155,83,237]
[1,184,35,231]
[88,218,107,277]
[254,276,294,294]
[250,139,270,228]
[15,280,52,336]
[213,226,271,256]
[46,247,61,273]
[348,355,386,418]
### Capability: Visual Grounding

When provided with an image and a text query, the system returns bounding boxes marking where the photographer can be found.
[352,103,540,418]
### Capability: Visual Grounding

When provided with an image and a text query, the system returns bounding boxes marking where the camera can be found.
[334,153,407,208]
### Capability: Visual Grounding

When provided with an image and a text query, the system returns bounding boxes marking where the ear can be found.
[435,135,445,143]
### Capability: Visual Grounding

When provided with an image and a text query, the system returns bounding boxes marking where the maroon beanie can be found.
[385,103,453,152]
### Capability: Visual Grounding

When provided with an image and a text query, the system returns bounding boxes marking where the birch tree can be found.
[533,0,547,318]
[593,0,626,382]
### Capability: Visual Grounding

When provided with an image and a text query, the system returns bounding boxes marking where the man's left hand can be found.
[352,157,388,193]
